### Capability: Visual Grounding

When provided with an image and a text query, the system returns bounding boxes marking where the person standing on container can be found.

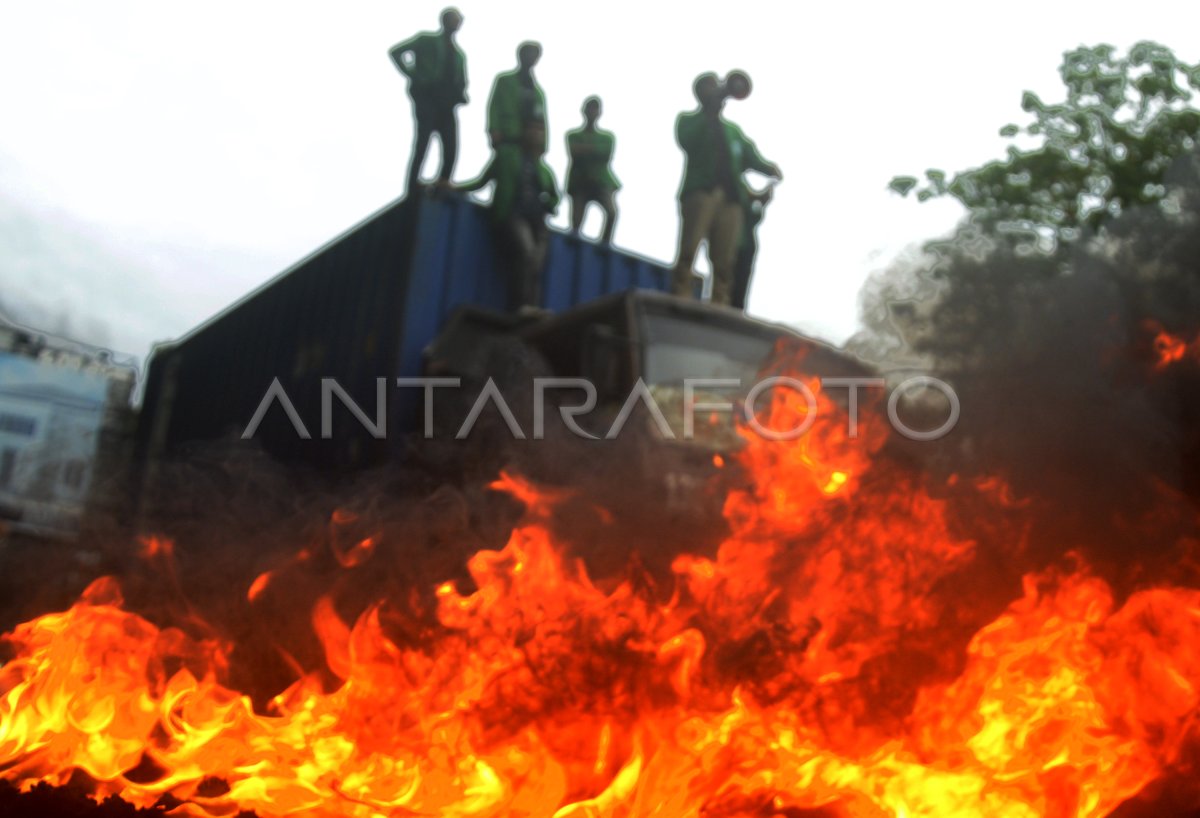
[731,181,775,310]
[487,42,547,151]
[389,8,468,194]
[455,121,560,311]
[671,71,781,306]
[566,96,620,246]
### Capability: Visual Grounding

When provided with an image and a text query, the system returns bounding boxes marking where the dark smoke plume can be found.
[852,151,1200,587]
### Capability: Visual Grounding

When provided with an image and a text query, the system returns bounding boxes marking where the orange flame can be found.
[1,368,1198,817]
[1144,320,1200,371]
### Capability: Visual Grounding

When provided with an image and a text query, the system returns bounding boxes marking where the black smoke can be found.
[853,151,1200,588]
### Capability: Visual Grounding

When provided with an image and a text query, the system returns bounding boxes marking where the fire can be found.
[2,358,1199,817]
[1144,320,1200,371]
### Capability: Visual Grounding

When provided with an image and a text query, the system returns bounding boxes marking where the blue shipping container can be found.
[135,193,672,475]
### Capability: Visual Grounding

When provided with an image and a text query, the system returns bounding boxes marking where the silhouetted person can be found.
[672,72,781,305]
[731,182,774,310]
[566,96,620,246]
[390,8,468,193]
[456,122,560,311]
[487,42,547,150]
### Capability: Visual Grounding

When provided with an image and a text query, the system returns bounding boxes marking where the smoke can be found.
[0,191,289,364]
[852,151,1200,584]
[31,407,723,706]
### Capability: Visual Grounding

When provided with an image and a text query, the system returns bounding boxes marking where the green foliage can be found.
[890,42,1200,255]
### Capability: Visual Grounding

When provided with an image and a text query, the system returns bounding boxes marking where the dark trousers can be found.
[731,233,758,310]
[407,100,458,192]
[497,217,548,311]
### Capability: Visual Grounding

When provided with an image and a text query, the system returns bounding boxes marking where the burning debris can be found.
[7,154,1200,815]
[2,347,1199,817]
[8,25,1200,818]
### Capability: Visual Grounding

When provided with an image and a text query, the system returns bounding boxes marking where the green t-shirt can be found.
[389,32,467,106]
[565,127,621,194]
[487,71,548,146]
[462,145,561,223]
[675,110,773,206]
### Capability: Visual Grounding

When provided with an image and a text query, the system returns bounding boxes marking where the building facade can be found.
[0,316,136,537]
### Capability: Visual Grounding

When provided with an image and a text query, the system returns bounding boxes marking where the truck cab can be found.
[423,290,872,505]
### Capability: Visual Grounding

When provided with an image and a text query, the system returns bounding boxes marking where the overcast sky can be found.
[2,1,1198,363]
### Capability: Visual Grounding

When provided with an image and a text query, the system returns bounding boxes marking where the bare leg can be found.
[570,195,586,236]
[598,190,617,246]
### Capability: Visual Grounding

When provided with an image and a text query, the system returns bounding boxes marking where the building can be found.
[0,314,137,538]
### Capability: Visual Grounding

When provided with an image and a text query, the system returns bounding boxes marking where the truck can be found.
[132,193,868,514]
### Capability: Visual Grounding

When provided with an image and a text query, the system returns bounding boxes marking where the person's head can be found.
[518,41,542,71]
[440,8,463,35]
[522,121,547,155]
[693,72,723,111]
[582,96,602,125]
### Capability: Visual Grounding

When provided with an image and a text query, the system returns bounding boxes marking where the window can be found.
[0,414,36,436]
[641,314,775,386]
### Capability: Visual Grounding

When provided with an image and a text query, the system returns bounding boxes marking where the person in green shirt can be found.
[487,42,547,150]
[672,72,782,306]
[566,96,620,246]
[455,122,561,311]
[389,8,468,194]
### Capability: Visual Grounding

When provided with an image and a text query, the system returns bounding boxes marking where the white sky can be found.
[2,1,1199,361]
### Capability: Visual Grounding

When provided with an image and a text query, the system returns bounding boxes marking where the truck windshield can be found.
[639,310,781,450]
[641,312,778,386]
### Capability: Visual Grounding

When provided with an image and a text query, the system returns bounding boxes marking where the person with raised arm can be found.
[671,71,781,305]
[455,121,560,311]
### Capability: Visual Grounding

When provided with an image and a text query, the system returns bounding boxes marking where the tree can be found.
[890,42,1200,256]
[857,42,1200,523]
